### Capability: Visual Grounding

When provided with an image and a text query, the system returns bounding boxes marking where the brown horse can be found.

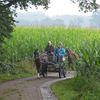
[65,48,79,69]
[34,49,47,78]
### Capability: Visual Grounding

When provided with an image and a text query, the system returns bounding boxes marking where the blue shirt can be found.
[55,47,65,57]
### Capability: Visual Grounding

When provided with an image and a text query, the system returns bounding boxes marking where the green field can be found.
[1,26,100,98]
[3,26,100,64]
[2,26,100,76]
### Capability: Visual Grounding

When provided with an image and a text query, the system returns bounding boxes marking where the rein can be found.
[35,53,45,60]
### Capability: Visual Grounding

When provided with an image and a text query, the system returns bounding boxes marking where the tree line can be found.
[15,10,100,28]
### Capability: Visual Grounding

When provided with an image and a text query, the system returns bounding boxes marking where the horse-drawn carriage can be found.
[34,48,79,78]
[34,48,80,78]
[40,54,67,78]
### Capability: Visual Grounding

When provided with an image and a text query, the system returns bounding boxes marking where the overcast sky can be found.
[17,0,100,16]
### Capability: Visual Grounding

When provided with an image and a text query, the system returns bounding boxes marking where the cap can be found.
[48,41,51,44]
[59,42,62,46]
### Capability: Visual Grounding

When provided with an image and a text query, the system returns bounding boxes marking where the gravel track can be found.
[0,71,75,100]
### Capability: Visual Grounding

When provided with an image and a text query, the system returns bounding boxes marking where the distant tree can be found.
[15,19,30,26]
[69,17,84,27]
[41,18,53,26]
[15,12,48,21]
[90,22,97,28]
[32,20,40,26]
[69,20,76,27]
[15,19,40,26]
[71,0,100,13]
[52,19,65,26]
[90,10,100,28]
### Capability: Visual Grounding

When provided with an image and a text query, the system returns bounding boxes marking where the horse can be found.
[65,48,79,69]
[34,49,47,78]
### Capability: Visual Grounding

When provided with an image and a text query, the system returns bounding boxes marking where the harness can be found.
[35,54,43,60]
[35,53,47,63]
[67,50,76,61]
[73,53,76,58]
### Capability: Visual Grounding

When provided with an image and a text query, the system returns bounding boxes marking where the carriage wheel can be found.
[59,64,63,78]
[63,66,67,77]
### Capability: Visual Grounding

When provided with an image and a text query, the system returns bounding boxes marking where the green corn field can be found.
[3,26,100,70]
[2,26,100,99]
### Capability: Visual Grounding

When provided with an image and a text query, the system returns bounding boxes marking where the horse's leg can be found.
[38,63,41,78]
[72,62,74,67]
[35,62,40,78]
[68,61,71,73]
[45,63,48,78]
[40,63,42,70]
[42,63,47,78]
[37,66,40,78]
[71,60,74,71]
[39,63,43,78]
[42,63,45,77]
[69,61,70,68]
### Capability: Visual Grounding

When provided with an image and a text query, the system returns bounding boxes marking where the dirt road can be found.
[0,72,75,100]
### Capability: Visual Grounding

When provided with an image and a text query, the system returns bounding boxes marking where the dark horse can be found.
[34,49,47,78]
[65,48,79,68]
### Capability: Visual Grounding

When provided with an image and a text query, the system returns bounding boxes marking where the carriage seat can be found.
[60,56,65,62]
[48,55,65,63]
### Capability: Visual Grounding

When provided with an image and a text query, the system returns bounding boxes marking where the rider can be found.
[45,41,55,61]
[55,42,65,64]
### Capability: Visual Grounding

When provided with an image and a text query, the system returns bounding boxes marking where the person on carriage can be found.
[55,42,65,64]
[45,41,55,61]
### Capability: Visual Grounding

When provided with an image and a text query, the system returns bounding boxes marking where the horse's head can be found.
[34,49,39,60]
[65,48,71,56]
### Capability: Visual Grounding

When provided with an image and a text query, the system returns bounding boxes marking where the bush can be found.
[72,40,100,100]
[72,75,100,100]
[0,60,36,75]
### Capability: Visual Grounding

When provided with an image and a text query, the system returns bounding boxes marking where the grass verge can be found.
[0,60,37,82]
[51,78,79,100]
[51,76,100,100]
[0,72,37,82]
